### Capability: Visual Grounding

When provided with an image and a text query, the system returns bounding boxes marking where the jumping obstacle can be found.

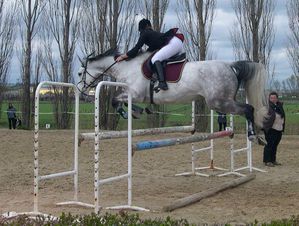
[175,110,228,177]
[133,130,233,151]
[33,81,93,215]
[162,174,256,212]
[218,114,266,177]
[92,81,149,213]
[79,125,194,145]
[77,83,195,213]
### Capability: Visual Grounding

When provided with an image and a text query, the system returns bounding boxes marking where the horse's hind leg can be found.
[209,99,256,141]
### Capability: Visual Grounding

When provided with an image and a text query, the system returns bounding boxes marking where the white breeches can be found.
[151,36,184,64]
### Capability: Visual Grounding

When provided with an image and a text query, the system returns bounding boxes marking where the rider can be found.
[115,18,184,92]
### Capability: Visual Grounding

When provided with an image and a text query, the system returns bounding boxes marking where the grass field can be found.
[0,100,298,134]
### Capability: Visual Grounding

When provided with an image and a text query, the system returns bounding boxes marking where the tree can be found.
[286,0,299,91]
[176,0,216,132]
[42,0,81,129]
[79,0,138,130]
[230,0,275,68]
[17,0,46,129]
[0,0,17,117]
[138,0,169,128]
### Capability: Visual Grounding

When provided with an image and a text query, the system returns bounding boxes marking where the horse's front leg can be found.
[112,94,128,119]
[112,93,144,119]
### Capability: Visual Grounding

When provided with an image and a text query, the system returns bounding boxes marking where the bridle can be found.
[77,55,117,94]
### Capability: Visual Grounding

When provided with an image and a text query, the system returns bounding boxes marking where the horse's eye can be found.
[78,72,82,77]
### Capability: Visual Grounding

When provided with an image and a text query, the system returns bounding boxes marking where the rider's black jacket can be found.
[127,28,174,58]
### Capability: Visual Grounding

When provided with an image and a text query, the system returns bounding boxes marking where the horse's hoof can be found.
[145,107,153,114]
[257,136,267,146]
[132,111,141,119]
[119,111,128,119]
[248,135,256,142]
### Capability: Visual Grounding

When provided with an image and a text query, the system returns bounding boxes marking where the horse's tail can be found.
[231,61,268,129]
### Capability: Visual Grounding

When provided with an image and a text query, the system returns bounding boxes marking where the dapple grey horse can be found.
[77,49,268,141]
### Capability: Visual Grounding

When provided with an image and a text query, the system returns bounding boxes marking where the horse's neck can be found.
[113,54,149,84]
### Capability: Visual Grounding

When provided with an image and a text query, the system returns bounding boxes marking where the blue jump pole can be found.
[133,130,233,151]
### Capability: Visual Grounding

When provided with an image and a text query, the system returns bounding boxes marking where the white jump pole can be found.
[79,99,196,142]
[176,110,228,177]
[33,81,92,214]
[94,81,148,213]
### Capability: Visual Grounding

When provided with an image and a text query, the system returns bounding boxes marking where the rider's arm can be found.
[126,31,147,58]
[115,54,128,62]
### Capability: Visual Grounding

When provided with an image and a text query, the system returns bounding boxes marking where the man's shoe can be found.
[273,161,282,166]
[265,162,275,167]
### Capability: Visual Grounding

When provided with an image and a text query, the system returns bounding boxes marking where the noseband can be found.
[77,57,117,93]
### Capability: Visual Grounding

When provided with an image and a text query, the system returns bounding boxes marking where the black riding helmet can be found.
[138,18,151,32]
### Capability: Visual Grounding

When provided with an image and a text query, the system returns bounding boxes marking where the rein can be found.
[78,60,117,94]
[88,61,117,88]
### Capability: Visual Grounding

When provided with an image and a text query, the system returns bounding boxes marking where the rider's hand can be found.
[116,54,128,62]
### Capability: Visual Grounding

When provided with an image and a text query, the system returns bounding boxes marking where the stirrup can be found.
[154,83,168,93]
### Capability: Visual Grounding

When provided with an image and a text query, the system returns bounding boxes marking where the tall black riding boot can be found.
[153,61,168,92]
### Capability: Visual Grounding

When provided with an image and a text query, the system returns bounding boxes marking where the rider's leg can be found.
[151,36,183,91]
[153,61,168,91]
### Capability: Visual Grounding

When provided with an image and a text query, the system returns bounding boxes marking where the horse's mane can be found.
[88,48,119,62]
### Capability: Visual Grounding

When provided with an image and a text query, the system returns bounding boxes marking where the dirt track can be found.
[0,129,298,224]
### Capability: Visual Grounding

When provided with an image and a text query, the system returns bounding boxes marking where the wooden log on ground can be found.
[162,174,256,212]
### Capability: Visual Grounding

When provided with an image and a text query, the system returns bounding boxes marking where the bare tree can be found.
[177,0,216,61]
[230,0,275,68]
[80,0,138,55]
[17,0,46,129]
[138,0,169,128]
[39,27,62,126]
[286,0,299,92]
[31,49,43,115]
[42,0,81,129]
[138,0,169,31]
[285,75,299,96]
[0,0,17,117]
[177,0,216,132]
[79,0,138,130]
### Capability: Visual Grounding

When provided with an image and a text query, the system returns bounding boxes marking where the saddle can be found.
[141,52,187,83]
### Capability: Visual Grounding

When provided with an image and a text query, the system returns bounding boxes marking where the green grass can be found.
[2,212,299,226]
[0,100,298,134]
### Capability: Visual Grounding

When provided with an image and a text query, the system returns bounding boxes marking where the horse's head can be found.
[76,49,118,94]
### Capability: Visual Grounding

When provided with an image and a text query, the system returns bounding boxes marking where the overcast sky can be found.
[8,0,292,84]
[164,0,291,82]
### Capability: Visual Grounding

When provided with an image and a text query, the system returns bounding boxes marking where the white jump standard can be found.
[218,114,267,177]
[33,81,93,215]
[93,81,148,213]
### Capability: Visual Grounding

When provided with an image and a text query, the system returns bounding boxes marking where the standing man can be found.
[263,92,285,167]
[217,112,227,131]
[7,103,17,129]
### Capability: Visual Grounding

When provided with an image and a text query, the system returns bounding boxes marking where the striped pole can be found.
[133,130,233,151]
